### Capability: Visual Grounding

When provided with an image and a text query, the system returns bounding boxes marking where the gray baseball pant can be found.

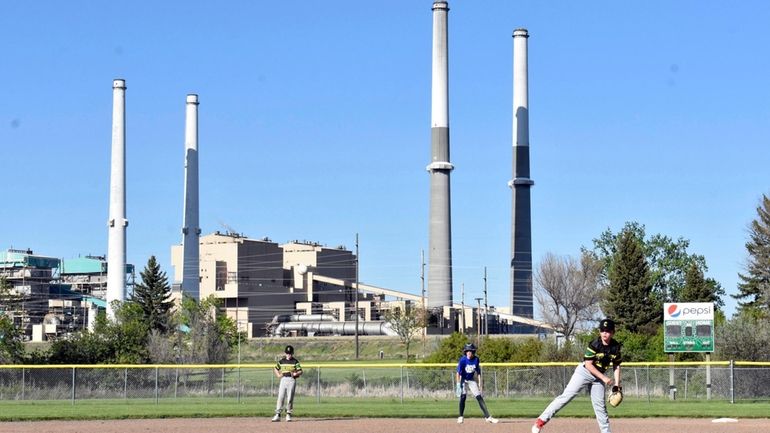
[275,376,297,415]
[537,364,610,433]
[459,380,491,418]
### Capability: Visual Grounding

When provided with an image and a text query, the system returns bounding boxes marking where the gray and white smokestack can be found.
[509,29,535,320]
[181,94,201,300]
[426,0,453,309]
[107,78,127,320]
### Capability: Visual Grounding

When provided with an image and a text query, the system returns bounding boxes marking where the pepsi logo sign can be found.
[664,303,714,320]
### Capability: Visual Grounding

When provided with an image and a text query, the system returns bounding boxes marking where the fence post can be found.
[124,368,128,399]
[400,366,404,404]
[646,364,650,403]
[174,367,179,399]
[155,367,159,405]
[634,368,639,398]
[684,368,688,400]
[563,365,568,389]
[493,370,498,397]
[506,368,509,398]
[362,369,367,396]
[237,366,241,403]
[705,353,711,401]
[316,367,321,404]
[668,354,676,400]
[71,367,76,405]
[729,360,735,404]
[21,368,25,401]
[221,367,225,399]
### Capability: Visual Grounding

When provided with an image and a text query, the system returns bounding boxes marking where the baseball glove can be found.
[608,385,623,407]
[455,382,463,398]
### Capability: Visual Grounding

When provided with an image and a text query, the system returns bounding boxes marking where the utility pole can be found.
[483,267,488,336]
[460,283,466,334]
[355,233,360,360]
[421,249,426,352]
[475,297,483,347]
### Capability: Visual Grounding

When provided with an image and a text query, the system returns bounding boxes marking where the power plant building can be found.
[0,249,133,340]
[171,232,384,337]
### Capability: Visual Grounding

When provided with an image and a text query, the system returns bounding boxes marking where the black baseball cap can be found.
[284,345,294,355]
[599,319,616,332]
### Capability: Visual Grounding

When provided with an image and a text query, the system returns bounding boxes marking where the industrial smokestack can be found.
[107,78,127,319]
[426,0,453,309]
[181,94,200,300]
[509,29,535,323]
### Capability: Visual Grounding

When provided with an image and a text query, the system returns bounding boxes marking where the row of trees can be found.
[531,193,770,360]
[535,221,725,339]
[0,256,238,364]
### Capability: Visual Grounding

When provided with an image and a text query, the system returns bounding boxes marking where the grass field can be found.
[1,396,769,421]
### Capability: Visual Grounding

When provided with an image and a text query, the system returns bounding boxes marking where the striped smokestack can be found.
[107,78,127,319]
[426,0,453,309]
[509,29,534,322]
[181,94,201,300]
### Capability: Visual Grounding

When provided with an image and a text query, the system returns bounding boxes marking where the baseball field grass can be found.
[1,396,769,421]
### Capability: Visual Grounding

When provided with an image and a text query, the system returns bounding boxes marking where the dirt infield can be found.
[0,417,767,433]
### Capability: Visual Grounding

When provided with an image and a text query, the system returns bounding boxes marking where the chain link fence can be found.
[1,362,768,403]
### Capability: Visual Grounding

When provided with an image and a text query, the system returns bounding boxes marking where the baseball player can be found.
[455,343,498,424]
[532,318,622,433]
[272,345,303,422]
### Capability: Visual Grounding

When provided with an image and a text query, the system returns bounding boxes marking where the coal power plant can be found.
[2,1,550,342]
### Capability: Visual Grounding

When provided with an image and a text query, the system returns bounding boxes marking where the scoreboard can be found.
[663,302,714,353]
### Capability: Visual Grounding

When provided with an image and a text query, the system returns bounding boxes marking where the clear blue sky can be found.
[2,1,769,318]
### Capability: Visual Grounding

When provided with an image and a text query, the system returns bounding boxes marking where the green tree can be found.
[681,261,725,306]
[423,332,468,363]
[735,194,770,314]
[587,221,722,306]
[715,312,770,361]
[476,336,517,362]
[47,302,150,364]
[509,338,545,362]
[175,295,235,364]
[383,305,427,362]
[0,314,24,363]
[603,230,659,334]
[130,256,174,334]
[613,328,666,362]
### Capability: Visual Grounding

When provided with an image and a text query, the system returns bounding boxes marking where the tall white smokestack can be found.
[426,0,453,309]
[107,78,127,319]
[509,29,535,326]
[181,94,200,300]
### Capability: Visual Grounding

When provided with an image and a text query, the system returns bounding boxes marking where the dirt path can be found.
[0,417,765,433]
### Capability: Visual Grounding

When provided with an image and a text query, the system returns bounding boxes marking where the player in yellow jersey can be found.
[272,345,303,422]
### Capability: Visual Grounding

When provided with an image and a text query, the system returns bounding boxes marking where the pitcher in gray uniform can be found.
[272,345,303,422]
[532,319,622,433]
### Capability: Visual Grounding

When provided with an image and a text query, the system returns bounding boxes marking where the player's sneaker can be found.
[285,414,292,422]
[532,418,546,433]
[485,416,499,424]
[271,414,280,422]
[456,416,463,424]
